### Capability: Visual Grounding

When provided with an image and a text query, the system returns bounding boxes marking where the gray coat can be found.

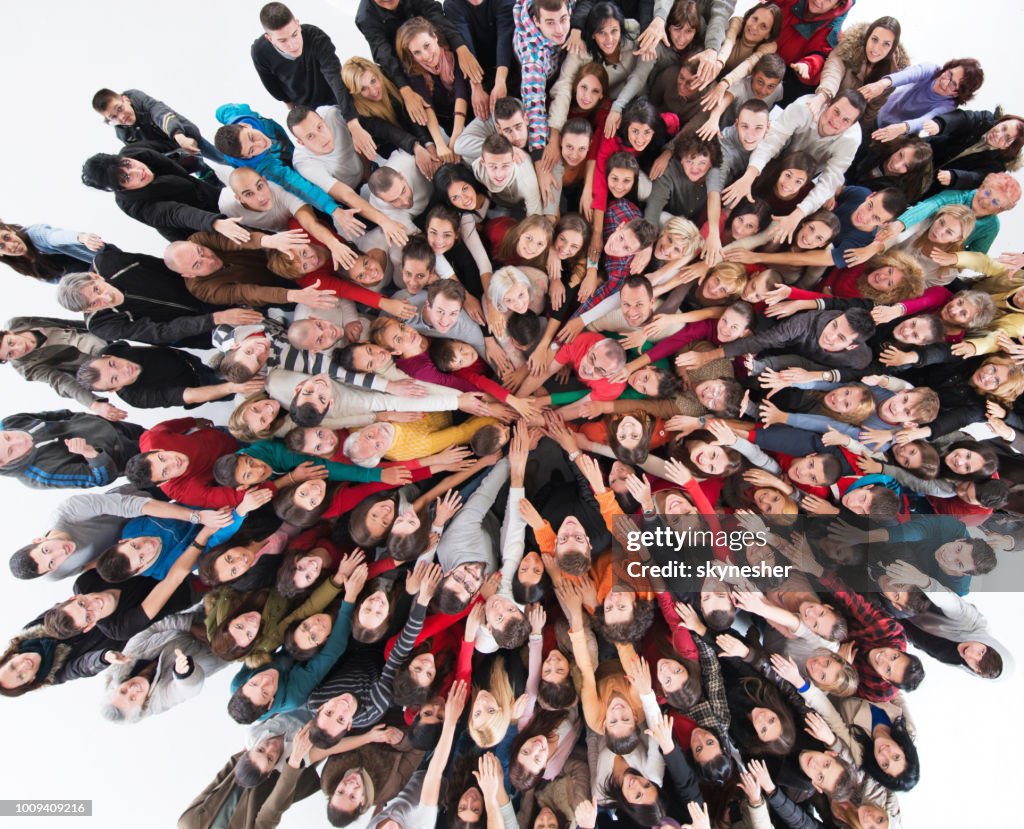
[4,317,107,407]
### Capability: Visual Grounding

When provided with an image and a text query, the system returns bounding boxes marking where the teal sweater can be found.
[231,600,355,719]
[240,439,381,483]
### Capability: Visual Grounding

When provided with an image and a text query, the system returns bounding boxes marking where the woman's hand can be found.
[770,653,805,688]
[820,427,852,448]
[381,466,414,486]
[804,712,836,747]
[577,454,606,494]
[528,603,546,635]
[706,418,738,446]
[950,341,977,358]
[716,633,750,659]
[758,367,789,398]
[415,562,444,605]
[855,454,883,474]
[577,269,600,302]
[237,487,273,515]
[78,232,105,251]
[603,109,622,140]
[682,801,712,829]
[871,304,904,324]
[574,799,599,829]
[872,122,909,143]
[624,652,654,696]
[543,409,580,453]
[880,345,918,367]
[789,61,810,81]
[886,559,931,588]
[858,79,891,101]
[335,548,366,582]
[517,496,545,529]
[625,474,655,513]
[555,580,585,629]
[343,563,368,602]
[921,119,940,137]
[700,80,729,113]
[644,711,676,755]
[473,752,506,803]
[434,488,464,526]
[662,457,693,489]
[674,601,706,636]
[446,678,470,720]
[738,769,762,806]
[742,468,789,493]
[289,722,313,768]
[173,647,192,676]
[648,150,672,181]
[758,399,787,428]
[748,758,776,795]
[858,427,894,450]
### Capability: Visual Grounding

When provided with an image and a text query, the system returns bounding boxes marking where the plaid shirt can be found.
[820,572,907,703]
[574,199,640,317]
[513,0,575,151]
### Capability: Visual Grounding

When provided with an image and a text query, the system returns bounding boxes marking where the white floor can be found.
[0,1,1019,825]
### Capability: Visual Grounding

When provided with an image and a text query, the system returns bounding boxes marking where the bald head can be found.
[164,241,223,277]
[229,167,274,212]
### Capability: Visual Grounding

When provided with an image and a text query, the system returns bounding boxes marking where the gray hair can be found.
[487,266,532,312]
[343,431,381,468]
[56,272,98,312]
[596,338,627,371]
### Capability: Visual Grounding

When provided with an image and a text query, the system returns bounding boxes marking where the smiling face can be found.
[447,179,479,211]
[502,279,531,314]
[626,120,655,152]
[63,591,119,633]
[841,486,873,515]
[241,398,281,436]
[689,440,730,476]
[288,319,342,354]
[213,545,257,583]
[407,30,443,74]
[716,306,752,342]
[228,610,262,648]
[379,320,425,357]
[482,150,515,188]
[113,675,151,712]
[690,727,722,764]
[751,706,783,743]
[407,652,437,687]
[986,119,1024,150]
[535,3,571,45]
[800,601,840,639]
[736,110,770,151]
[426,293,463,333]
[865,25,896,64]
[933,65,965,98]
[89,356,140,391]
[928,213,965,245]
[818,315,860,352]
[148,450,189,482]
[294,375,334,416]
[681,151,712,182]
[516,226,549,261]
[233,453,272,487]
[444,561,485,604]
[296,426,339,458]
[852,194,895,231]
[115,535,162,575]
[516,551,544,587]
[316,692,358,739]
[0,228,28,257]
[605,226,642,259]
[593,17,621,56]
[934,540,977,575]
[604,694,636,738]
[294,611,332,647]
[101,94,137,126]
[116,158,154,190]
[818,98,860,137]
[0,331,39,361]
[668,21,696,51]
[868,647,910,683]
[357,69,383,102]
[561,132,590,167]
[824,385,867,415]
[972,361,1010,392]
[350,423,394,462]
[264,18,303,57]
[775,167,809,199]
[0,651,42,690]
[554,228,585,261]
[349,343,392,374]
[657,657,689,694]
[796,220,833,250]
[620,284,653,328]
[554,515,589,558]
[357,590,390,629]
[171,242,223,277]
[606,166,635,200]
[799,749,843,793]
[330,769,367,816]
[743,7,776,43]
[26,535,76,575]
[426,217,457,255]
[574,72,604,110]
[236,127,273,160]
[750,70,781,100]
[753,487,788,514]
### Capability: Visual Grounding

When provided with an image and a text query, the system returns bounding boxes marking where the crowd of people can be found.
[0,1,1020,827]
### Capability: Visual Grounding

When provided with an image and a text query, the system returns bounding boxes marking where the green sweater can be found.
[240,439,381,482]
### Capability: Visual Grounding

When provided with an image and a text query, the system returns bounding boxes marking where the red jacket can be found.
[139,417,243,508]
[775,0,854,87]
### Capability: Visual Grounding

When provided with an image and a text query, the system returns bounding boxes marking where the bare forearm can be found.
[182,384,235,405]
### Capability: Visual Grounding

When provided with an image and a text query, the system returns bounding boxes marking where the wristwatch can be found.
[188,511,201,525]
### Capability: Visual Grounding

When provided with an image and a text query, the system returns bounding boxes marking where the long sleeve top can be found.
[215,103,340,216]
[23,224,96,264]
[896,188,998,255]
[747,95,862,216]
[513,0,577,151]
[139,417,244,509]
[239,439,382,483]
[444,0,516,72]
[230,600,355,719]
[878,63,956,134]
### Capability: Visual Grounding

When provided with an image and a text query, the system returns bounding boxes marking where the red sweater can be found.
[774,0,854,87]
[139,417,244,509]
[285,217,386,311]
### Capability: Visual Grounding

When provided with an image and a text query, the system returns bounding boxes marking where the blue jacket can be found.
[215,103,339,216]
[125,511,244,580]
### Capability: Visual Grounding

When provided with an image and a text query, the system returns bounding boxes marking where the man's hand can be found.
[228,378,268,397]
[485,338,514,377]
[843,241,883,267]
[348,120,377,161]
[198,508,234,528]
[381,466,413,486]
[262,228,311,258]
[470,82,490,121]
[634,17,667,61]
[89,401,128,421]
[789,61,810,81]
[213,217,251,244]
[400,86,429,126]
[290,460,329,484]
[414,143,440,179]
[771,210,805,245]
[700,80,729,113]
[213,308,265,326]
[872,122,909,143]
[458,391,492,416]
[174,134,200,154]
[537,165,559,208]
[386,378,429,397]
[332,208,367,242]
[287,279,338,309]
[489,76,508,116]
[379,297,416,320]
[693,48,723,90]
[648,150,672,181]
[722,170,756,209]
[65,437,98,459]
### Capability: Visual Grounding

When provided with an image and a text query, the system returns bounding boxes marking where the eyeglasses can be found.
[939,70,962,94]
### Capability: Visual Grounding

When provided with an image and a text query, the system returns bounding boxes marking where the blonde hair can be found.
[342,57,401,124]
[974,354,1024,405]
[487,266,534,312]
[818,383,876,425]
[859,250,925,304]
[915,204,977,254]
[700,261,748,304]
[657,216,703,263]
[468,658,516,747]
[806,648,859,697]
[228,391,289,442]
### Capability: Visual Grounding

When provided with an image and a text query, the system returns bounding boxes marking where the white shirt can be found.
[292,105,364,191]
[218,179,306,232]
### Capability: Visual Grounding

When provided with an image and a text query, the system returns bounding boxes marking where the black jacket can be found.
[114,148,224,242]
[98,342,221,410]
[114,89,204,152]
[355,0,467,91]
[251,24,358,122]
[723,310,874,371]
[89,245,220,346]
[926,108,1017,193]
[0,410,143,489]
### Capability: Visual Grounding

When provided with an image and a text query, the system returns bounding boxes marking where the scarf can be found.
[435,48,456,90]
[792,0,852,50]
[19,638,58,684]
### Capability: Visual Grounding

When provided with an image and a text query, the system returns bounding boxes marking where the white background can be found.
[0,0,1019,826]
